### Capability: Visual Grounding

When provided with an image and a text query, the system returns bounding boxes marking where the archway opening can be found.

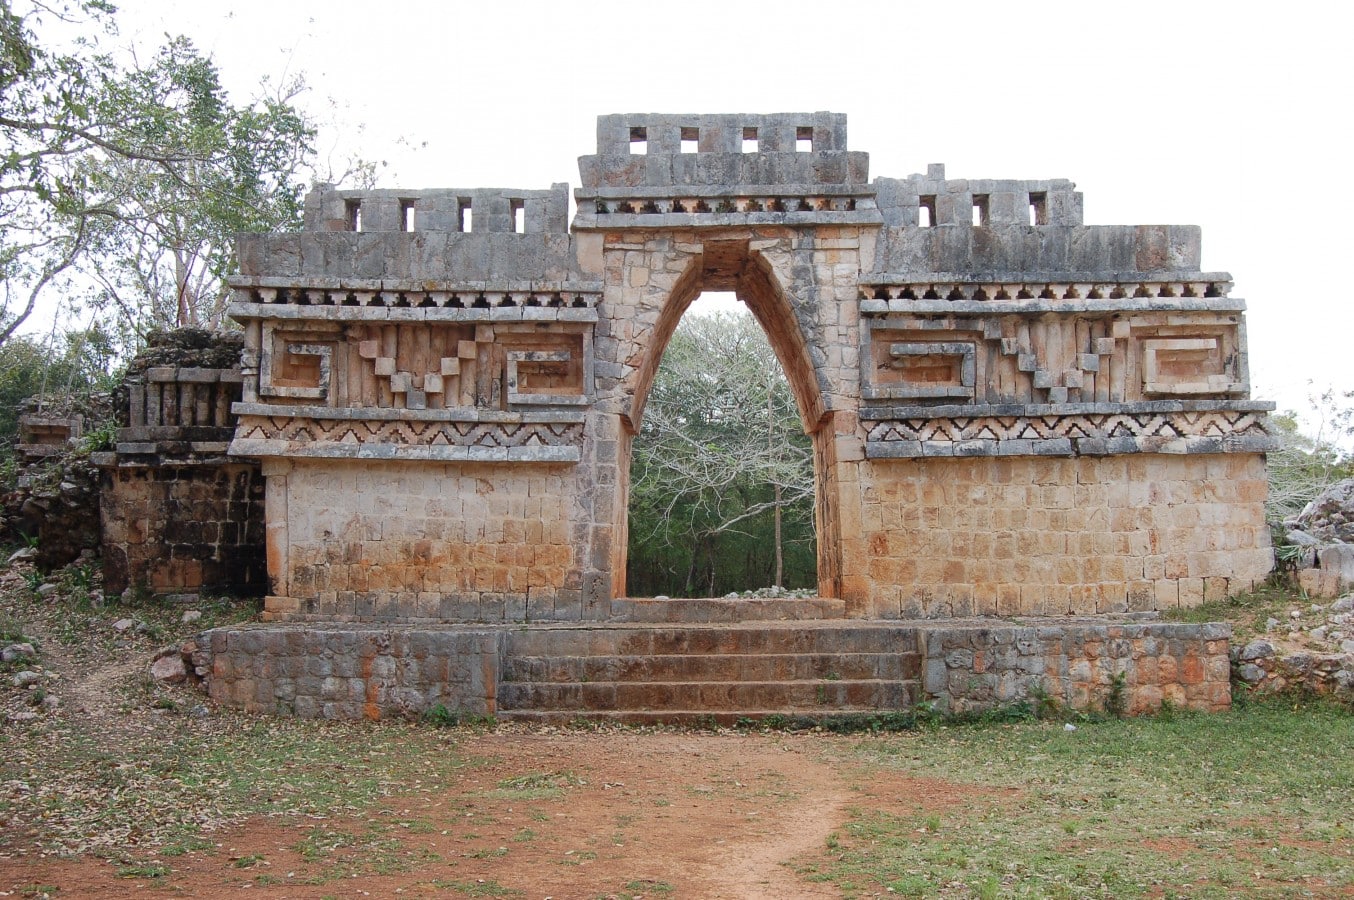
[624,291,818,598]
[620,238,839,600]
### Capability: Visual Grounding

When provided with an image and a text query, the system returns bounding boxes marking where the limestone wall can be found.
[101,463,264,598]
[192,618,1232,721]
[194,625,500,719]
[95,331,266,599]
[851,454,1272,619]
[260,459,585,622]
[919,620,1233,715]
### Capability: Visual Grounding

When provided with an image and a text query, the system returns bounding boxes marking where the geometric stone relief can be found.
[506,349,589,406]
[857,277,1233,307]
[1141,335,1243,397]
[862,312,1247,409]
[231,280,602,315]
[258,322,591,414]
[864,407,1278,459]
[260,340,333,401]
[865,340,976,400]
[232,415,584,462]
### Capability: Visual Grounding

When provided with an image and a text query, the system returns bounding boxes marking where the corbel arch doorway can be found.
[612,238,842,601]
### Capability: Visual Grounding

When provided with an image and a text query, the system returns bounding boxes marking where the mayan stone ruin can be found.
[117,112,1276,720]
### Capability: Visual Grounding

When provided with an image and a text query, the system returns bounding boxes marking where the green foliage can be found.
[1104,671,1128,718]
[0,326,116,450]
[1,0,316,345]
[421,703,495,729]
[627,309,816,596]
[78,36,315,333]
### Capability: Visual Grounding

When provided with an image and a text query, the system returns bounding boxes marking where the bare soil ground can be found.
[1,727,978,898]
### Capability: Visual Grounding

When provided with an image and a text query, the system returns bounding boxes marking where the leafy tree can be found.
[1,0,316,343]
[627,310,816,597]
[78,37,313,331]
[0,324,115,448]
[0,0,116,345]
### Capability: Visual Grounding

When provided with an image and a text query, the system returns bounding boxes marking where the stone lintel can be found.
[571,209,884,231]
[228,276,605,293]
[230,403,585,425]
[859,297,1246,316]
[859,271,1234,286]
[858,399,1277,421]
[227,303,599,324]
[227,439,579,463]
[580,183,878,200]
[865,433,1279,460]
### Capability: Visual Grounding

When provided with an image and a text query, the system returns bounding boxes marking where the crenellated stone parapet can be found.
[573,112,880,230]
[304,184,571,234]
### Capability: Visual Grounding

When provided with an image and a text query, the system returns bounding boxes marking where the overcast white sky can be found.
[106,0,1353,422]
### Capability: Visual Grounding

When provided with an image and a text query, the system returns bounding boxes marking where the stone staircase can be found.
[497,622,922,724]
[606,596,846,623]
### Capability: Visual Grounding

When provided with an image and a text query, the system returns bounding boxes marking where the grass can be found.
[4,555,1351,896]
[490,770,583,800]
[431,879,523,897]
[799,697,1354,898]
[1161,578,1309,642]
[0,709,480,857]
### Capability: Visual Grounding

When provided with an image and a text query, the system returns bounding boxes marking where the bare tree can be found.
[628,310,815,596]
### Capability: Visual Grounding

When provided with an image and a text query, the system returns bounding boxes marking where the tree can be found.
[1267,388,1354,520]
[78,37,314,331]
[0,324,114,449]
[627,310,816,597]
[1,0,316,343]
[0,0,115,345]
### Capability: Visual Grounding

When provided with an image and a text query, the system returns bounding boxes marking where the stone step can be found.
[607,597,847,623]
[503,624,918,659]
[498,708,911,727]
[502,651,920,684]
[496,678,917,713]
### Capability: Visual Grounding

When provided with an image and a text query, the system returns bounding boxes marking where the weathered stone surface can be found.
[1,643,35,663]
[1294,478,1354,543]
[97,329,266,599]
[150,652,188,685]
[11,670,42,688]
[195,618,1231,721]
[1239,639,1275,661]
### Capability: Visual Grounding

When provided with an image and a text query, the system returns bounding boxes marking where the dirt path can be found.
[0,727,979,898]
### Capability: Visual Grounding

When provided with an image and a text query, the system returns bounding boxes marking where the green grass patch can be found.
[430,879,523,897]
[1161,579,1304,642]
[802,699,1354,897]
[490,770,583,800]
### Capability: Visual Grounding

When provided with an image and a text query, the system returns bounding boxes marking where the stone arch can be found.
[608,236,841,600]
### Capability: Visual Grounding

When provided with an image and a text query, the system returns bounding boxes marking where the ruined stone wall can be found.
[259,459,579,621]
[192,624,501,719]
[919,620,1233,715]
[101,463,264,597]
[191,618,1232,721]
[95,330,266,599]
